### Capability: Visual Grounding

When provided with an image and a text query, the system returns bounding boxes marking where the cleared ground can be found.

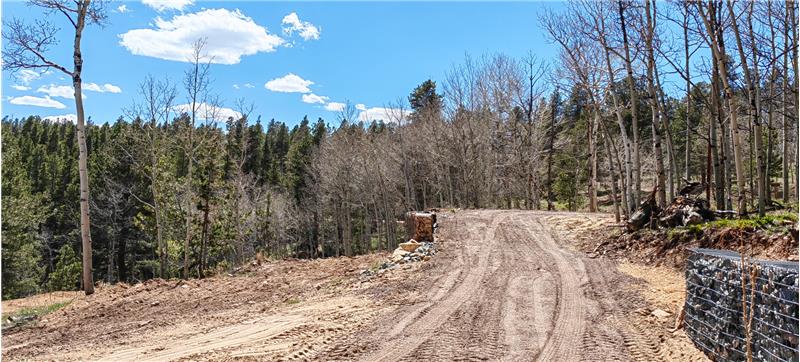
[2,210,707,361]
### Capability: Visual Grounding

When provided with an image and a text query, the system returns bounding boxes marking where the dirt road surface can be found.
[2,210,707,361]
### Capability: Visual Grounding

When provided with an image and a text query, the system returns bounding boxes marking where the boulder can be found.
[391,248,410,262]
[399,240,421,252]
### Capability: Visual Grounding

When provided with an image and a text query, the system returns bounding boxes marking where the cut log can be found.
[405,211,436,243]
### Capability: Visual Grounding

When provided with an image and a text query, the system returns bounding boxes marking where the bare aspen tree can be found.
[618,0,643,205]
[181,38,213,278]
[683,1,692,182]
[124,75,177,278]
[697,1,748,214]
[789,0,799,199]
[727,0,766,215]
[783,1,792,203]
[3,0,108,295]
[581,0,633,214]
[643,0,667,207]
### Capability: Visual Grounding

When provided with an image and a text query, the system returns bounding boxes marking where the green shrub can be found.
[47,244,81,292]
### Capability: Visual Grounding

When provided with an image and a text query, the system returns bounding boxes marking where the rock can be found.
[650,309,671,319]
[399,240,421,252]
[423,255,431,261]
[391,248,410,262]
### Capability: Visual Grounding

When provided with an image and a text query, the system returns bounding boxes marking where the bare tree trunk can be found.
[601,123,621,222]
[684,2,692,181]
[618,0,642,205]
[710,50,724,209]
[655,67,678,201]
[599,29,634,213]
[645,0,667,207]
[73,1,94,295]
[199,198,209,278]
[588,111,599,212]
[546,94,558,211]
[790,0,799,199]
[601,120,629,218]
[150,130,167,278]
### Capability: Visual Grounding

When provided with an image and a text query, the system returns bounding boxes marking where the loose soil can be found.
[2,210,709,361]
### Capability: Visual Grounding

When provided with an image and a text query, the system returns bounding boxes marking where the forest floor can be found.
[2,210,709,361]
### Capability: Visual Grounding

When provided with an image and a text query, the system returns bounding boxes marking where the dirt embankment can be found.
[577,217,798,269]
[3,210,710,361]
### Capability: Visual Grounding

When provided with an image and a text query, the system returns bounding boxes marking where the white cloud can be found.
[243,83,254,88]
[173,102,241,122]
[102,83,122,93]
[11,85,30,91]
[18,69,40,85]
[264,73,313,93]
[119,8,284,65]
[358,107,409,123]
[233,84,240,89]
[43,114,77,124]
[142,0,193,12]
[82,82,122,93]
[302,93,328,104]
[9,95,67,109]
[282,12,320,41]
[117,4,129,13]
[356,103,367,111]
[324,102,345,112]
[37,84,77,99]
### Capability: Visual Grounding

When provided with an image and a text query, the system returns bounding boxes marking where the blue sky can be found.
[2,1,563,127]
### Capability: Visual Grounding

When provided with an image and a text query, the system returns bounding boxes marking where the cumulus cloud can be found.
[117,4,129,13]
[302,93,328,104]
[11,85,30,91]
[324,102,345,112]
[142,0,193,12]
[233,84,240,89]
[9,95,67,109]
[18,69,40,85]
[356,103,367,111]
[282,12,320,41]
[265,73,313,93]
[119,8,284,65]
[243,83,254,88]
[358,107,409,123]
[173,102,242,122]
[83,82,122,93]
[37,85,78,99]
[43,114,77,124]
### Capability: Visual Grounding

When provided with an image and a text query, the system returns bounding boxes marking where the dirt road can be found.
[316,210,705,361]
[2,210,705,361]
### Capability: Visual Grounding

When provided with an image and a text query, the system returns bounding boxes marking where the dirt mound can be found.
[2,253,390,361]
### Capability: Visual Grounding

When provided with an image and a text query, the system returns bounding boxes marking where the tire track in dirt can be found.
[513,214,588,361]
[358,211,508,361]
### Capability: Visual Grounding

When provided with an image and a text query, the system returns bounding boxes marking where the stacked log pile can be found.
[627,182,721,231]
[685,248,799,361]
[405,211,436,242]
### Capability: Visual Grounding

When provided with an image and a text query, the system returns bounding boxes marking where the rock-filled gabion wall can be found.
[685,248,799,362]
